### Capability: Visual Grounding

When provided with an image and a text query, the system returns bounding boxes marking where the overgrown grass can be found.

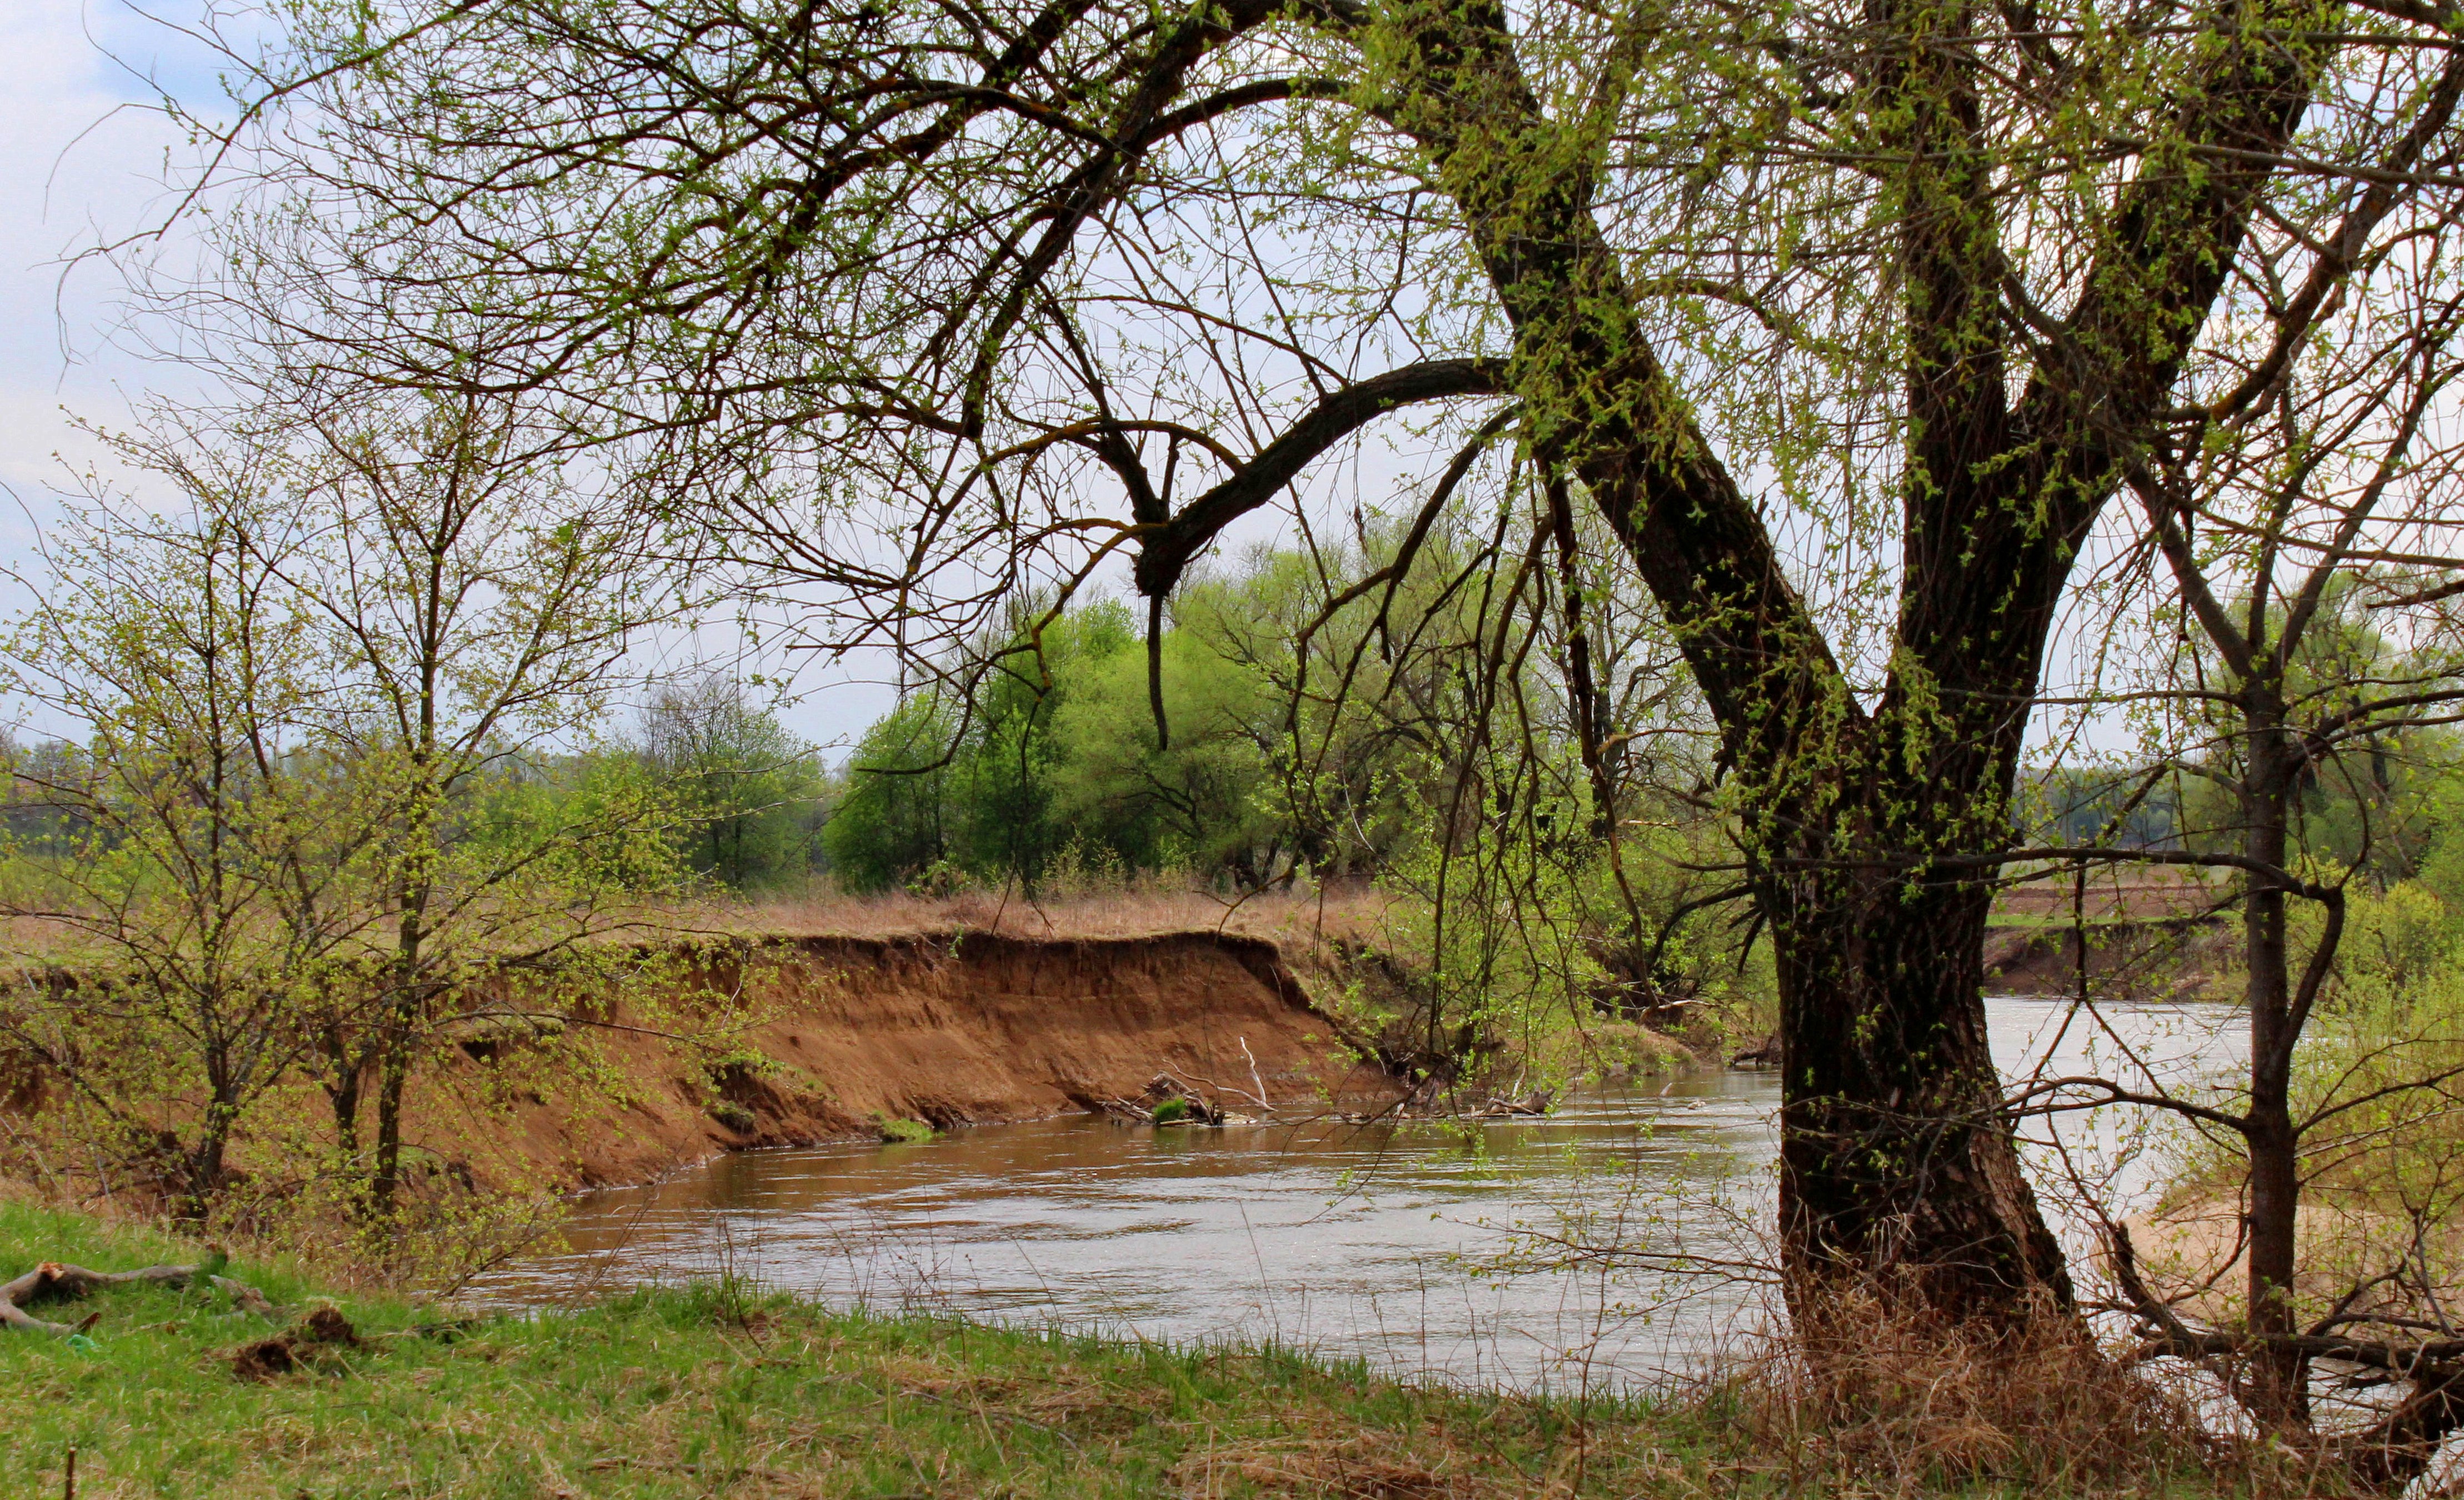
[0,1201,2257,1498]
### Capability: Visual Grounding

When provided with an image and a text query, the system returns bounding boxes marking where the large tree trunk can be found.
[1164,0,2326,1330]
[1375,0,2081,1324]
[1772,868,2071,1315]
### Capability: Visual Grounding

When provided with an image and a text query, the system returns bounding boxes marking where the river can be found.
[478,993,2248,1391]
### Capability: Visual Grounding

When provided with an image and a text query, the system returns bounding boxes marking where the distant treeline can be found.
[0,679,838,897]
[12,545,2457,905]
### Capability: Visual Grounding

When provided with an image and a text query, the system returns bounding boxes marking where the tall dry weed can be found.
[714,878,1400,948]
[1714,1280,2260,1497]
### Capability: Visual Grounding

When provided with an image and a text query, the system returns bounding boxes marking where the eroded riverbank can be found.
[469,929,1404,1190]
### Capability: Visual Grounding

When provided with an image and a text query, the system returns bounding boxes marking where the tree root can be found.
[0,1257,275,1337]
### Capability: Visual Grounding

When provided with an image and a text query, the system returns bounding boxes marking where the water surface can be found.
[482,993,2248,1389]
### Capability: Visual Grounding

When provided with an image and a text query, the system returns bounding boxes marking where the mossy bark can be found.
[1361,0,2331,1322]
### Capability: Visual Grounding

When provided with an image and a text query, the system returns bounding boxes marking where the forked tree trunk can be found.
[1373,0,2087,1327]
[1129,0,2318,1333]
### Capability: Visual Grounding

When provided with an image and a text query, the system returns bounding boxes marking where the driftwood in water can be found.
[1473,1090,1551,1119]
[1729,1034,1782,1068]
[1101,1072,1236,1125]
[0,1258,273,1336]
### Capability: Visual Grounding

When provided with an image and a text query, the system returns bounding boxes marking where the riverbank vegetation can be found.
[7,0,2464,1480]
[0,462,1764,1273]
[0,1197,2304,1499]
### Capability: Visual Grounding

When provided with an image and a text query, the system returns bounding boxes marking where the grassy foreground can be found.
[0,1200,1741,1499]
[0,1201,2265,1499]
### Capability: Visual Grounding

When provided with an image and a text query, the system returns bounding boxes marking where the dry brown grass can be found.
[695,879,1405,951]
[1711,1280,2263,1498]
[1992,868,2226,924]
[1169,1431,1505,1499]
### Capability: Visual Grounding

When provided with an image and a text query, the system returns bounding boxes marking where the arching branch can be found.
[1131,357,1510,596]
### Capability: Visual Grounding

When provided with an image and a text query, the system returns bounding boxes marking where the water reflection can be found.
[478,994,2249,1389]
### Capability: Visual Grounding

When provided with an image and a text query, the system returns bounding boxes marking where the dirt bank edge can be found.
[488,928,1394,1191]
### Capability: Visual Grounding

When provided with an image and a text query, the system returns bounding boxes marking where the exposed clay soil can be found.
[460,929,1396,1191]
[1990,872,2227,925]
[1982,916,2236,998]
[1977,871,2242,997]
[2121,1194,2464,1327]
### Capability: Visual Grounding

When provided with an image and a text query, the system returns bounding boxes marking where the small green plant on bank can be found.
[875,1116,935,1144]
[1149,1097,1191,1124]
[0,1200,2260,1499]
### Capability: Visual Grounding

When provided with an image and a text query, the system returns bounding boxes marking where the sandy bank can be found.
[483,928,1393,1191]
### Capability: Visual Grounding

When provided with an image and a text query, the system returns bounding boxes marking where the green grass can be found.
[0,1200,2261,1498]
[0,1198,1736,1498]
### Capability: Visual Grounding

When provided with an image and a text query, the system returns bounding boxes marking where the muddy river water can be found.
[479,994,2248,1391]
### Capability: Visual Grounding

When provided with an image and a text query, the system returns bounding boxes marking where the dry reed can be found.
[1707,1279,2268,1497]
[699,878,1403,949]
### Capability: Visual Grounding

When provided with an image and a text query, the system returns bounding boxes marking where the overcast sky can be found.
[0,2,2148,768]
[0,1,201,506]
[0,1,914,751]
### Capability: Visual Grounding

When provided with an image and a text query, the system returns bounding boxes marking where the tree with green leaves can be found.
[2012,238,2464,1466]
[0,473,361,1218]
[269,387,697,1219]
[639,676,828,890]
[820,698,958,892]
[154,0,2464,1322]
[2,387,714,1239]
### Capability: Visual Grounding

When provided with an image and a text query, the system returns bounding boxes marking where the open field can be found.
[1986,871,2228,927]
[685,883,1404,948]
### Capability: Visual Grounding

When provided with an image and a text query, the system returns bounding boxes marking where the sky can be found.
[0,0,908,753]
[0,2,2153,766]
[0,1,200,507]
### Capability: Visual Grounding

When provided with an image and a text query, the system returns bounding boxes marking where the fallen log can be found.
[2107,1222,2464,1491]
[1473,1090,1552,1118]
[1728,1035,1781,1068]
[0,1256,274,1337]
